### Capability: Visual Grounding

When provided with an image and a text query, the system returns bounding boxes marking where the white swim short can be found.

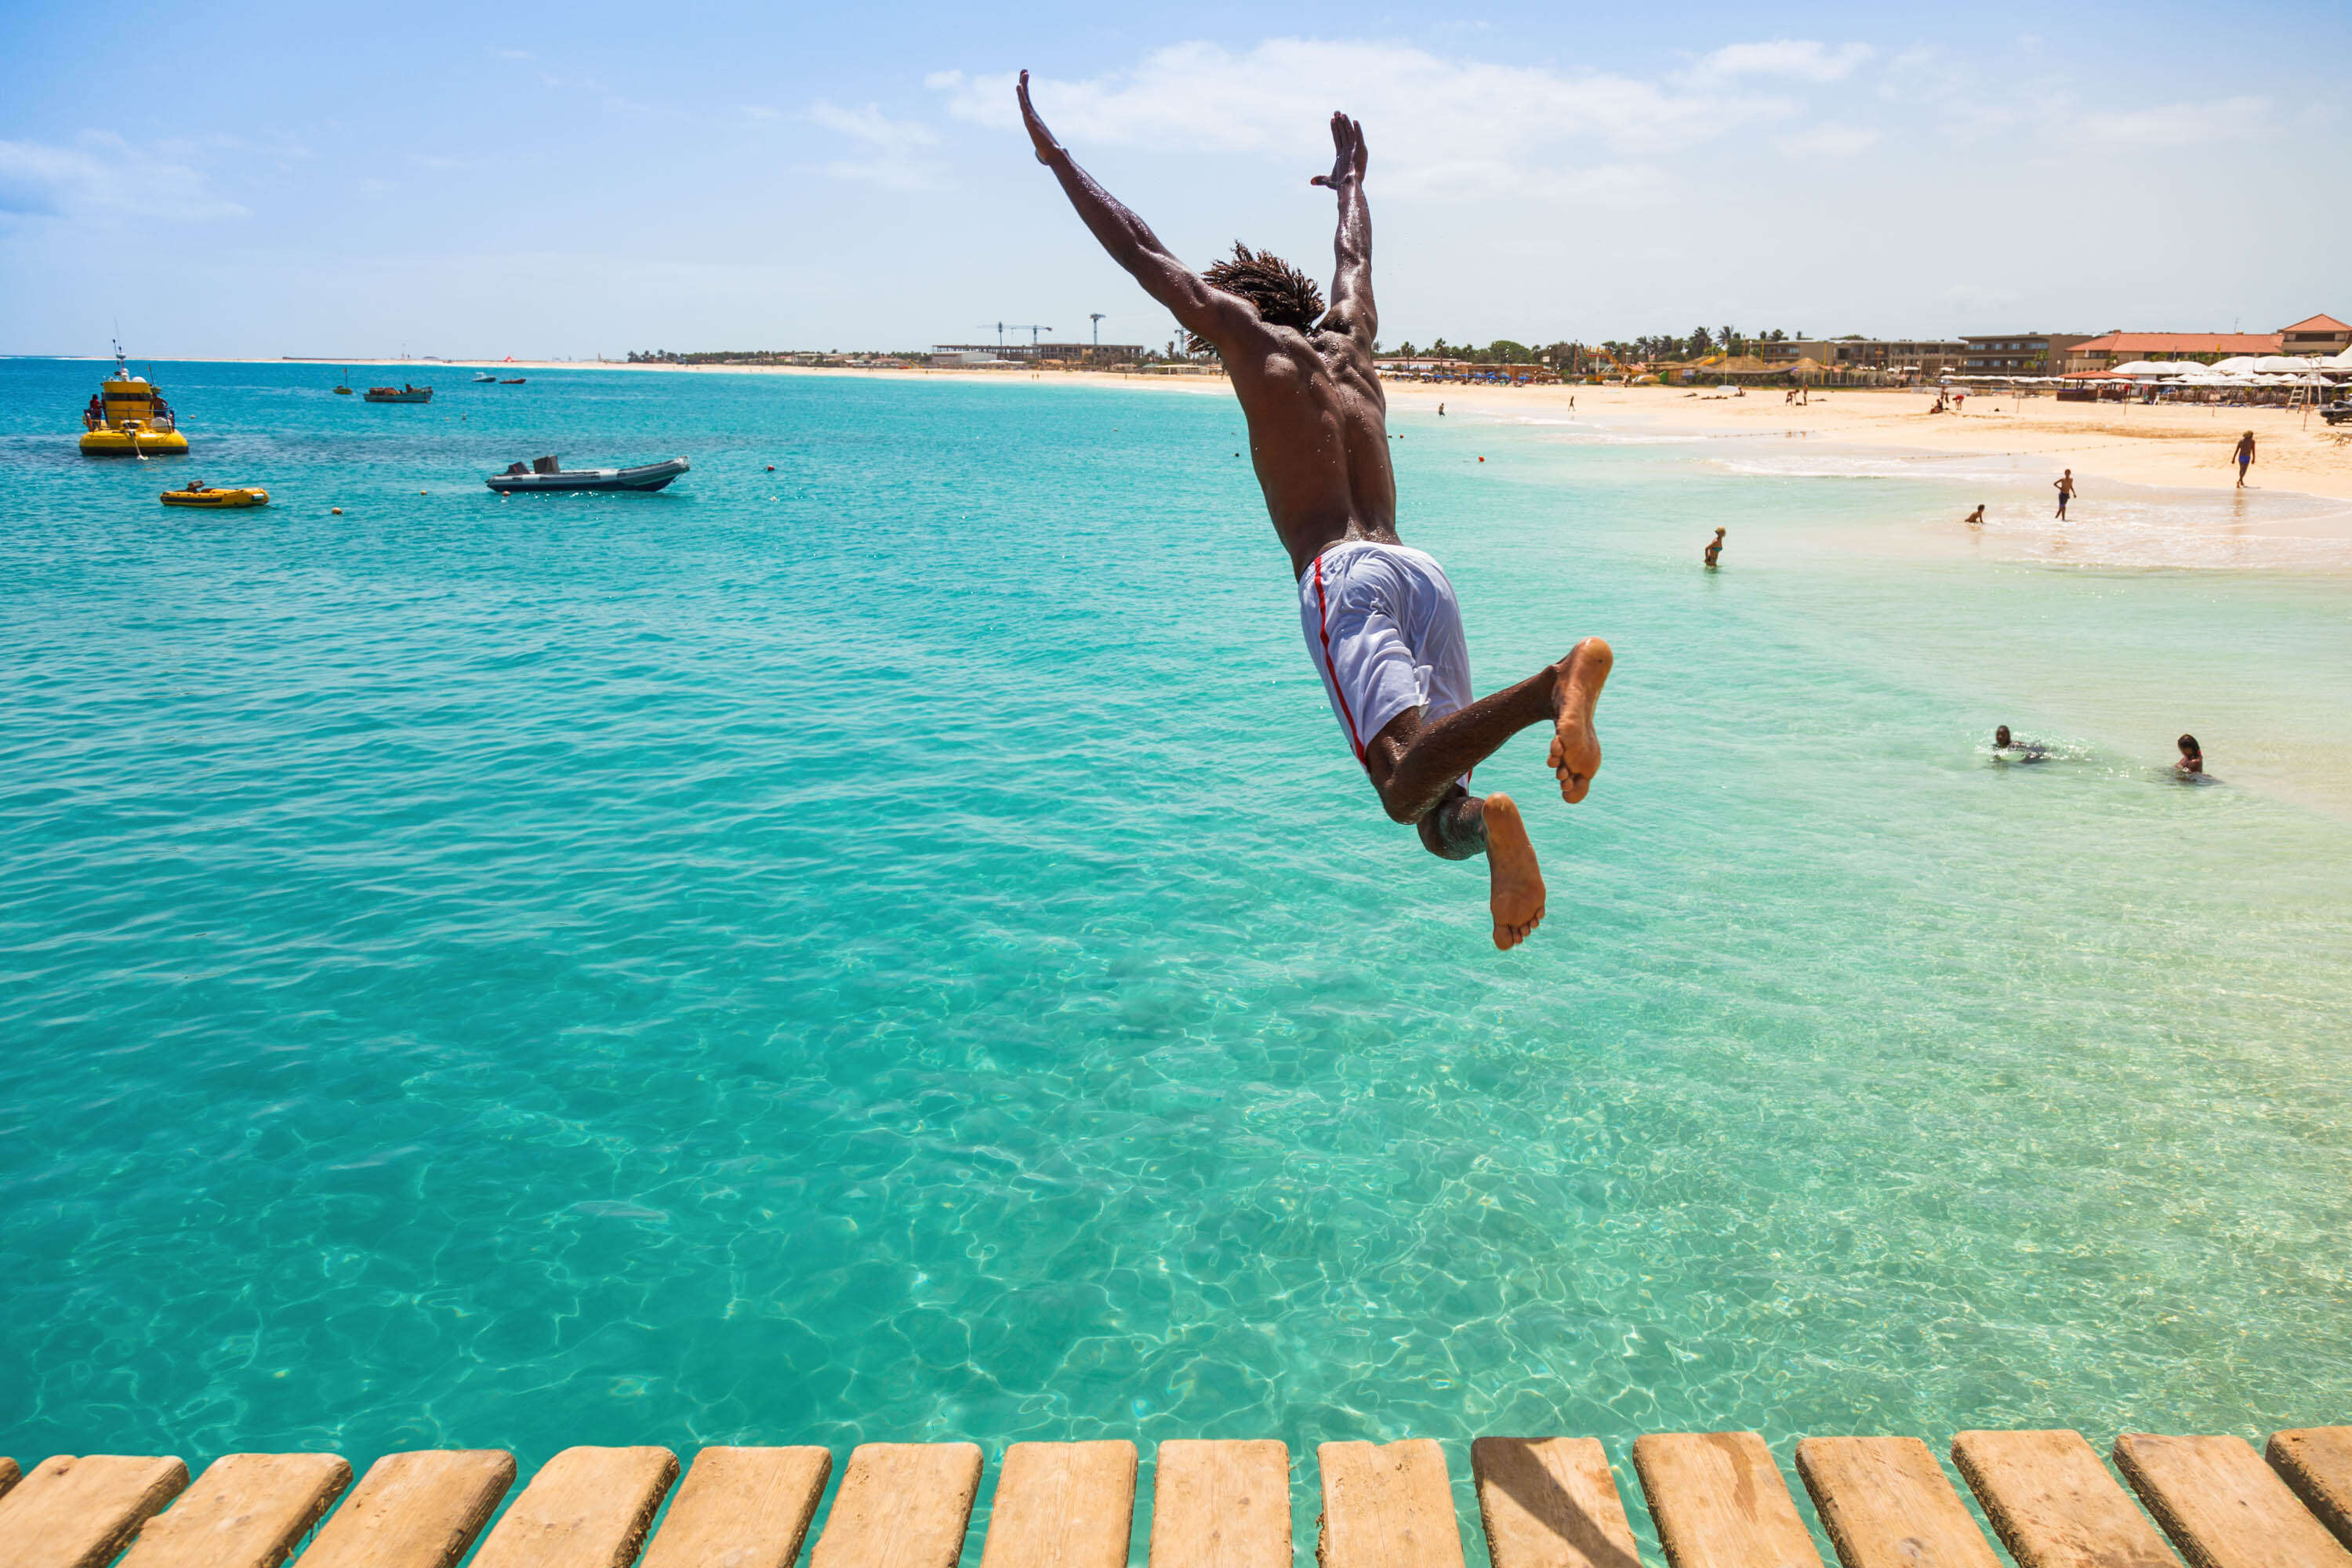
[1298,539,1474,769]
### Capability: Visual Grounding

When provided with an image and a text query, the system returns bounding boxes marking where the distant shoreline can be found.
[27,353,2350,504]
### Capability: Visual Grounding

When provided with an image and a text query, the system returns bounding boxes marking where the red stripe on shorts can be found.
[1314,552,1367,765]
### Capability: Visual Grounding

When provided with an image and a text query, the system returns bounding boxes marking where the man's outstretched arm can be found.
[1312,113,1375,347]
[1018,71,1259,354]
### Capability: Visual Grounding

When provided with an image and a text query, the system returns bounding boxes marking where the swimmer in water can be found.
[1993,724,2047,761]
[1022,77,1611,951]
[1704,527,1725,568]
[2176,733,2203,775]
[1964,504,1985,526]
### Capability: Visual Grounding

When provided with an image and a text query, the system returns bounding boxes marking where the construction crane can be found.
[982,322,1054,349]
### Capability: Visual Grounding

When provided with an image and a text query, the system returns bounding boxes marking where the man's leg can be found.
[1363,636,1613,826]
[1363,637,1610,952]
[1407,782,1546,950]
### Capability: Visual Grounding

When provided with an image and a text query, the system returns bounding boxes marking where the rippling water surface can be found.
[2,360,2348,1559]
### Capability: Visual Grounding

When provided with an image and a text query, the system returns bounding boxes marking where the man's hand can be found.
[1018,70,1063,166]
[1309,111,1367,190]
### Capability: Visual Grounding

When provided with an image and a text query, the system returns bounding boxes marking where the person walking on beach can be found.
[2233,430,2256,488]
[1020,75,1610,950]
[2054,469,2076,519]
[1704,527,1726,567]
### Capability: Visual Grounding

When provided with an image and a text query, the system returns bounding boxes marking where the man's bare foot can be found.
[1547,636,1613,804]
[1484,793,1545,949]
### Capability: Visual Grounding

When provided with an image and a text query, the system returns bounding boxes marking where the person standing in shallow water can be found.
[1019,74,1612,950]
[1704,528,1726,567]
[2054,469,2076,519]
[2176,734,2204,774]
[2233,431,2256,488]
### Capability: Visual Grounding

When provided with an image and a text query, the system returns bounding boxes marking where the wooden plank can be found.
[2270,1430,2352,1552]
[639,1446,834,1568]
[118,1453,352,1568]
[470,1446,681,1568]
[296,1449,517,1568]
[807,1442,983,1568]
[1316,1439,1463,1568]
[1145,1439,1289,1568]
[979,1441,1136,1568]
[2113,1433,2352,1568]
[1949,1430,2179,1568]
[1632,1432,1821,1568]
[0,1454,191,1568]
[1470,1436,1641,1568]
[1794,1437,2000,1568]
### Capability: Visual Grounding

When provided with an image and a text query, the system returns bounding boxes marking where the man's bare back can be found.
[1021,74,1612,949]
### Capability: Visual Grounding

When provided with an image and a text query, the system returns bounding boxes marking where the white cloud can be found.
[0,132,248,220]
[1777,124,1879,159]
[1683,40,1872,85]
[2082,95,2270,148]
[936,39,1819,200]
[808,101,943,191]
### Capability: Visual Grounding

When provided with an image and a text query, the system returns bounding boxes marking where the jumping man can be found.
[1018,74,1611,949]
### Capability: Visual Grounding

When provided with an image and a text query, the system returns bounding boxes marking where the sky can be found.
[3,0,2347,360]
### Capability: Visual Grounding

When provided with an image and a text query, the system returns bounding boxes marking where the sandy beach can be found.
[1383,378,2352,502]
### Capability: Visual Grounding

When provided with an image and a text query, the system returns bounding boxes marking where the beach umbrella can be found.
[2209,356,2262,374]
[2252,355,2312,373]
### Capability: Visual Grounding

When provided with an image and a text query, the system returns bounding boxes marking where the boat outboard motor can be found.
[531,455,561,474]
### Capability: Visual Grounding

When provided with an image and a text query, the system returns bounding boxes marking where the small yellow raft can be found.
[161,483,269,509]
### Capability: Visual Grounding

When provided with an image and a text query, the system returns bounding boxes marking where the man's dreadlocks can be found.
[1189,243,1327,354]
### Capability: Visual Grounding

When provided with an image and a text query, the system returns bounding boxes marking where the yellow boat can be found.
[161,481,269,509]
[80,342,190,456]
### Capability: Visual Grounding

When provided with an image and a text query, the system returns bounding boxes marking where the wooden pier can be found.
[2,1424,2347,1568]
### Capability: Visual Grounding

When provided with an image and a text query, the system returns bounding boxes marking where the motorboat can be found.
[486,454,689,493]
[162,481,268,508]
[365,384,434,403]
[473,372,498,383]
[499,377,526,385]
[80,342,190,456]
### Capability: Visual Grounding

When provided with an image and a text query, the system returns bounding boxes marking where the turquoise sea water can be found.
[3,358,2349,1559]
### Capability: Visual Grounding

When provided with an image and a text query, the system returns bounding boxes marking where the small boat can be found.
[162,481,269,508]
[365,384,434,403]
[486,455,689,493]
[333,367,354,394]
[80,341,191,456]
[473,372,498,383]
[499,377,526,385]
